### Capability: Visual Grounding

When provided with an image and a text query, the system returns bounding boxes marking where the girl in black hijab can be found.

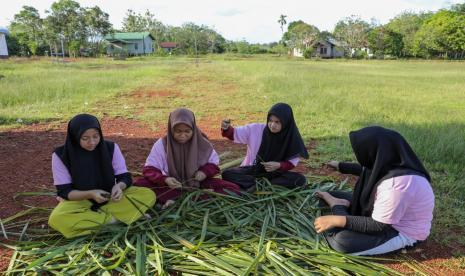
[314,126,434,255]
[221,103,309,190]
[48,114,156,238]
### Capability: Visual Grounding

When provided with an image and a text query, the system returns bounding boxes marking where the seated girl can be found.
[135,108,240,207]
[314,126,434,255]
[48,114,156,238]
[221,103,309,190]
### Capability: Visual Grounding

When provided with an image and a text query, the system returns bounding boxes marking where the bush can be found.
[303,48,314,59]
[353,49,368,59]
[155,47,169,56]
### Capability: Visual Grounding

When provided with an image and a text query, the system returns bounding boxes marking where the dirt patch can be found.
[130,89,181,99]
[381,240,465,275]
[1,116,464,274]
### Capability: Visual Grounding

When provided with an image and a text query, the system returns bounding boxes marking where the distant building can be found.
[0,27,9,59]
[104,32,154,56]
[159,42,178,54]
[292,38,344,58]
[313,38,344,58]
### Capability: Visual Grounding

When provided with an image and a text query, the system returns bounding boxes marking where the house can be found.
[159,42,177,54]
[292,48,304,57]
[104,32,154,56]
[0,27,9,59]
[292,38,344,58]
[314,38,344,58]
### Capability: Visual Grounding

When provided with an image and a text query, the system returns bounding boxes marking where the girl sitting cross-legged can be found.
[135,108,241,208]
[314,126,434,255]
[221,103,309,191]
[48,114,156,238]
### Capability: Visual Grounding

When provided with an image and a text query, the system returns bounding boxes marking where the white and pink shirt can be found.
[371,175,434,241]
[231,123,300,167]
[52,143,129,186]
[145,138,220,176]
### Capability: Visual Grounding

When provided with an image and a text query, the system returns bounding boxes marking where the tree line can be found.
[5,0,229,57]
[5,0,465,58]
[281,3,465,59]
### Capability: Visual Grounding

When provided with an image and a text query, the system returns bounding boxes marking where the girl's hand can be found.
[314,215,346,233]
[162,199,176,209]
[194,170,207,182]
[165,177,182,189]
[111,183,124,201]
[261,161,281,172]
[221,119,231,130]
[327,160,340,170]
[56,196,65,202]
[90,190,110,203]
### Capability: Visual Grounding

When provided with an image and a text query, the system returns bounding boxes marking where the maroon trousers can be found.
[134,177,241,204]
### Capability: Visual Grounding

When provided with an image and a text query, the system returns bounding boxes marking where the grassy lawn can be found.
[1,56,465,272]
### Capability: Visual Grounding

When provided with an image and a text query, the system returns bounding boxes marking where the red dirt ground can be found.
[1,116,464,274]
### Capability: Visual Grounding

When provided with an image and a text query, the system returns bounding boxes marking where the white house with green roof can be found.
[104,32,154,56]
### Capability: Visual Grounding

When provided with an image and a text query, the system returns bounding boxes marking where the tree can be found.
[122,9,144,32]
[386,12,431,57]
[413,10,465,58]
[368,26,403,58]
[122,9,167,50]
[45,0,86,57]
[277,14,287,56]
[278,15,287,38]
[5,35,21,56]
[165,23,225,55]
[9,6,43,55]
[451,3,465,15]
[83,6,112,55]
[283,21,319,53]
[333,15,371,55]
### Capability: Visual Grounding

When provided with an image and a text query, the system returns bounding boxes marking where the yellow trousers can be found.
[48,186,155,238]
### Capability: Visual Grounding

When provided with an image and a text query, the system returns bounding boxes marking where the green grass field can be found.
[1,56,465,272]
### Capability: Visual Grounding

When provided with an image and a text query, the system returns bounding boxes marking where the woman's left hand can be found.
[194,171,207,182]
[314,215,346,233]
[261,161,281,172]
[111,182,125,201]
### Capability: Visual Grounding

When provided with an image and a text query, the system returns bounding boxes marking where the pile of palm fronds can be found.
[2,178,402,275]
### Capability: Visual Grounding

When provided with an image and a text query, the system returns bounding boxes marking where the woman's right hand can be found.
[90,190,110,203]
[327,160,340,170]
[221,119,231,130]
[165,177,182,189]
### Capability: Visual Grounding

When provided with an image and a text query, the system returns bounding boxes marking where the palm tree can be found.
[277,14,287,56]
[278,14,287,38]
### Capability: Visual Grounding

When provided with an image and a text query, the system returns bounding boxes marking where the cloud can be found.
[216,9,243,17]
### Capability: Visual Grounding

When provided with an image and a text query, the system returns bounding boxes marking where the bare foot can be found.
[315,191,350,208]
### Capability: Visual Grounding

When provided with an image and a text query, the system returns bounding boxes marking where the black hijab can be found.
[255,103,309,169]
[54,114,115,193]
[349,126,431,216]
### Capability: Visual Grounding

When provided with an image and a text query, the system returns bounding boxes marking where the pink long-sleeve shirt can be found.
[51,143,129,186]
[223,123,300,167]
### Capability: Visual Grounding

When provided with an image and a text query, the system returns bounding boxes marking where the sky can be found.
[0,0,462,43]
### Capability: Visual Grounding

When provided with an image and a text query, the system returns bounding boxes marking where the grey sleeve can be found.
[345,216,391,233]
